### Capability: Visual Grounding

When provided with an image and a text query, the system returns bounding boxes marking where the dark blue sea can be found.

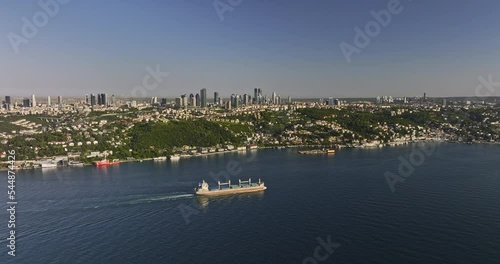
[1,143,499,264]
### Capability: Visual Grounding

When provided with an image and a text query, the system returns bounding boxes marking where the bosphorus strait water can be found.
[1,143,499,263]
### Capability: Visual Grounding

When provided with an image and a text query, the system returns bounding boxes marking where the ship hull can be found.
[195,185,267,196]
[93,161,120,166]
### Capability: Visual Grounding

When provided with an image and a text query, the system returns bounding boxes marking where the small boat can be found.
[40,162,58,168]
[195,178,267,196]
[68,161,84,166]
[169,155,181,161]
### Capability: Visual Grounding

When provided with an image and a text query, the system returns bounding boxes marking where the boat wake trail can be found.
[18,193,194,213]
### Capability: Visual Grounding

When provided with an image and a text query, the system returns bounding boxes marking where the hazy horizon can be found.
[2,0,500,98]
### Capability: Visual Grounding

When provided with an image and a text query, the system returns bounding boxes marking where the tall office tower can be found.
[161,98,167,106]
[258,88,263,104]
[423,93,427,101]
[334,99,341,106]
[442,99,447,108]
[180,94,187,107]
[276,96,281,105]
[101,94,107,106]
[90,94,96,106]
[111,95,115,106]
[218,97,223,106]
[264,94,268,104]
[243,94,250,105]
[225,100,231,110]
[189,94,196,106]
[5,96,11,105]
[230,94,236,107]
[200,88,207,107]
[23,98,31,107]
[151,96,158,105]
[214,92,219,104]
[272,92,276,104]
[58,96,63,105]
[97,94,102,105]
[85,94,89,105]
[175,97,182,108]
[31,94,36,107]
[327,97,334,105]
[195,94,200,107]
[47,96,51,106]
[287,96,292,104]
[253,88,258,104]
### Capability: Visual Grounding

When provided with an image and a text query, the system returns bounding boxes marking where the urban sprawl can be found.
[0,89,499,170]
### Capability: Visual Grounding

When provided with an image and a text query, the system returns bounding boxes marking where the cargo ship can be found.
[195,178,266,196]
[93,158,120,166]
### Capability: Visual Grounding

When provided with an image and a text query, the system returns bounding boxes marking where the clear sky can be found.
[1,0,499,98]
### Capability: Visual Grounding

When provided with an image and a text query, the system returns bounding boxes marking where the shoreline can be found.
[1,140,498,172]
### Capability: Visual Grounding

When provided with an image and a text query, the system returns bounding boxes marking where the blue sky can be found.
[1,0,500,98]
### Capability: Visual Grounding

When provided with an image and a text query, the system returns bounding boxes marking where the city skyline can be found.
[2,0,500,97]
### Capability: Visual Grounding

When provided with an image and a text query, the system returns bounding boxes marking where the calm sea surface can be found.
[1,143,499,264]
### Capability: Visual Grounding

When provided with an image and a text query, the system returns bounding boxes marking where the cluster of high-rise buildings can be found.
[173,88,292,109]
[85,94,115,107]
[1,95,63,110]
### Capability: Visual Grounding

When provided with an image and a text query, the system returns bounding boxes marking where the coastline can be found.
[1,139,498,172]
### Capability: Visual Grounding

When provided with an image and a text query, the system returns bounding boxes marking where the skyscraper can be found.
[254,88,258,104]
[47,96,51,106]
[214,92,219,104]
[58,96,63,105]
[90,94,96,106]
[85,94,89,105]
[175,97,182,108]
[31,94,36,107]
[97,94,102,105]
[189,94,196,107]
[195,94,200,107]
[272,92,276,104]
[243,94,250,105]
[23,98,30,107]
[101,94,107,106]
[5,96,11,105]
[200,88,207,107]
